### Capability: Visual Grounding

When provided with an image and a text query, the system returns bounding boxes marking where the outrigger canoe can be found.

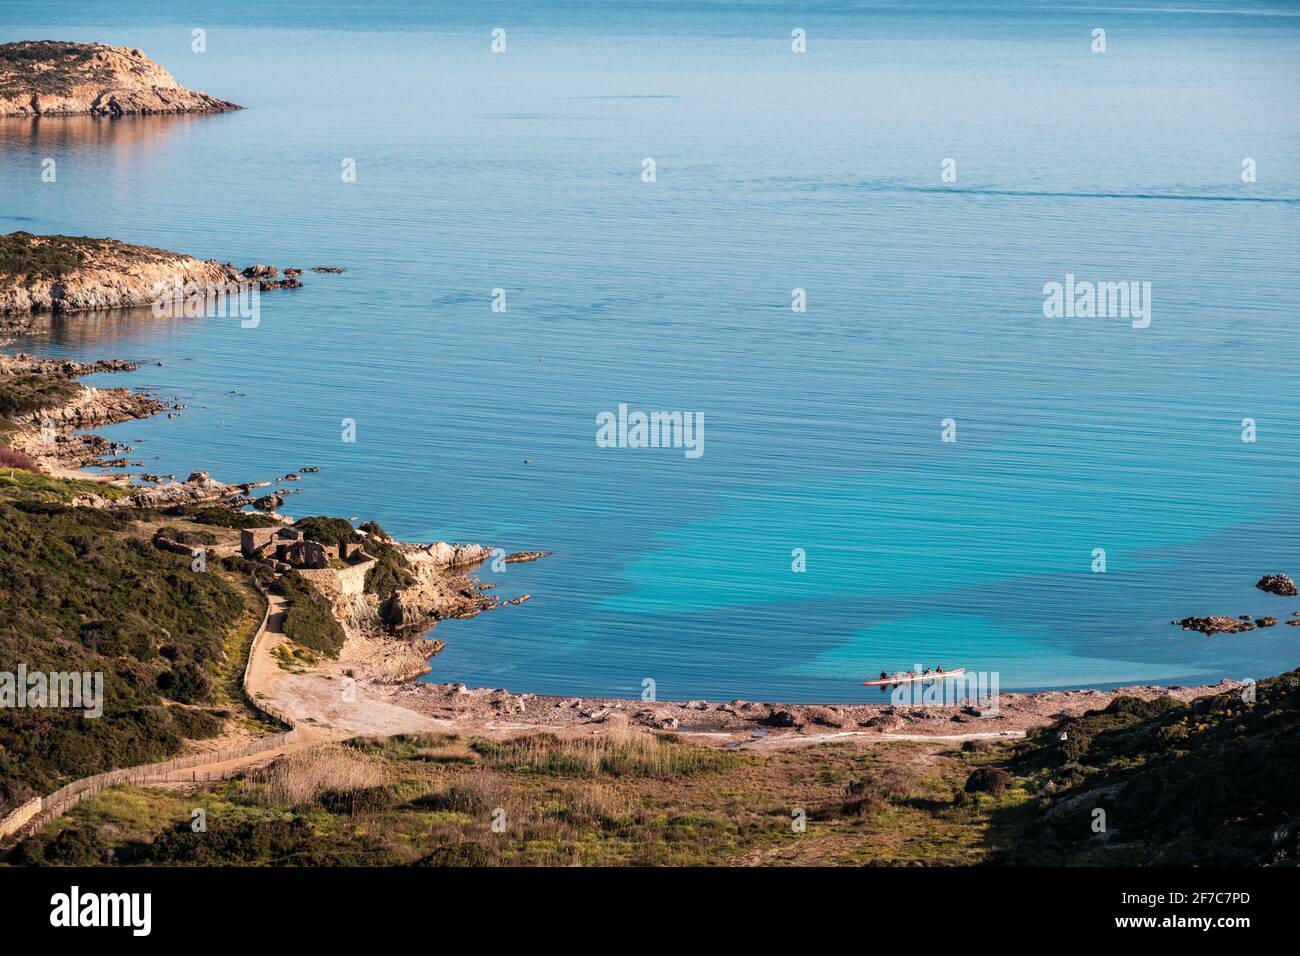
[862,668,966,687]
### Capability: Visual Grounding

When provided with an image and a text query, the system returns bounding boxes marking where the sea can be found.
[3,0,1299,701]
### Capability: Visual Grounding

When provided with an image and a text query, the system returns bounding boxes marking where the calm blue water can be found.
[3,1,1299,701]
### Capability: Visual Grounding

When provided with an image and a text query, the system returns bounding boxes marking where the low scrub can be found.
[0,500,243,811]
[274,570,346,657]
[0,372,81,417]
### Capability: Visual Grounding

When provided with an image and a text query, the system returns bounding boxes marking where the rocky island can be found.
[0,40,239,116]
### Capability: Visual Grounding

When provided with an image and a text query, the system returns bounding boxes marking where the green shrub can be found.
[964,767,1011,794]
[274,571,346,657]
[0,373,81,417]
[294,515,412,596]
[166,506,279,529]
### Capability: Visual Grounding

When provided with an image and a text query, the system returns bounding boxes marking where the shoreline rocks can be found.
[2,233,344,326]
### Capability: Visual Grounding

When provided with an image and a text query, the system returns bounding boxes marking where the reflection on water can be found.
[2,6,1300,700]
[0,113,238,223]
[3,309,200,353]
[0,113,209,154]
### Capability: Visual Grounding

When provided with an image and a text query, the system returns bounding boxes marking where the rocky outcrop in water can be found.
[1256,573,1298,597]
[1172,615,1255,636]
[504,550,550,564]
[0,41,240,116]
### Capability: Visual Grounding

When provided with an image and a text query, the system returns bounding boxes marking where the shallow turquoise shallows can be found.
[4,0,1300,701]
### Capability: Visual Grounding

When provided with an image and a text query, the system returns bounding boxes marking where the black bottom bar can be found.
[1,866,1286,940]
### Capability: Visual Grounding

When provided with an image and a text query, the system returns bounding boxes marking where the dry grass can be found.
[410,774,508,815]
[412,743,479,764]
[30,733,1032,867]
[471,729,737,778]
[245,746,384,807]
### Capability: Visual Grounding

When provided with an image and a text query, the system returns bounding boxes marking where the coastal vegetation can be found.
[272,570,346,658]
[15,669,1298,866]
[0,41,240,117]
[0,467,132,503]
[0,41,96,95]
[0,446,39,470]
[999,669,1300,865]
[0,371,81,417]
[0,232,104,279]
[0,482,245,812]
[164,506,279,530]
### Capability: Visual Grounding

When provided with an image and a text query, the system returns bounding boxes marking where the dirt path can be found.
[245,593,448,740]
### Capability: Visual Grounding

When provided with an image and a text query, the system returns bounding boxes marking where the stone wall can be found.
[296,559,375,597]
[241,526,276,556]
[336,559,374,596]
[0,798,41,840]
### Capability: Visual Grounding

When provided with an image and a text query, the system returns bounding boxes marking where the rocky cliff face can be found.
[0,232,233,323]
[377,543,497,631]
[326,543,501,683]
[0,41,239,116]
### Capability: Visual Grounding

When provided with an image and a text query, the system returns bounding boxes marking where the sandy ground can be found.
[250,621,1241,749]
[244,594,451,740]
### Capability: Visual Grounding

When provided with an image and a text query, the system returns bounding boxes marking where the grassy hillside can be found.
[0,490,245,811]
[9,730,1015,866]
[273,570,345,658]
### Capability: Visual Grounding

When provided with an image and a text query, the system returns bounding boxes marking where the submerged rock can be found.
[503,550,550,564]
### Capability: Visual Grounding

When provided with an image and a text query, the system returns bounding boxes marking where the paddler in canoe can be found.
[863,666,959,686]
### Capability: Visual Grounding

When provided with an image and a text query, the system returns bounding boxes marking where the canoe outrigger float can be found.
[862,668,966,687]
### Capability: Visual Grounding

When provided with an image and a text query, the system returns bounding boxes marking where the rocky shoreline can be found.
[375,676,1241,744]
[0,333,541,697]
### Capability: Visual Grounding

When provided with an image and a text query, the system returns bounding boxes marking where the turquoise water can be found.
[3,1,1299,701]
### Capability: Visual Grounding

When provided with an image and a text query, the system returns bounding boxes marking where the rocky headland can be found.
[0,40,239,116]
[0,232,232,323]
[1,232,344,332]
